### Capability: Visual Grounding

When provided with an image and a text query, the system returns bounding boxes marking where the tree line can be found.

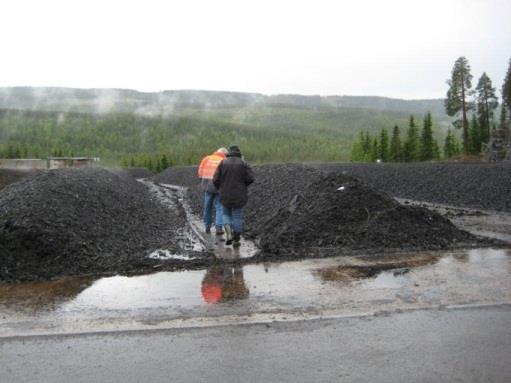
[445,56,511,155]
[352,56,511,162]
[351,112,454,162]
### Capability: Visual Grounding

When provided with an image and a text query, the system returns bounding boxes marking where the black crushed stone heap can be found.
[256,171,486,257]
[319,163,511,212]
[152,164,498,258]
[0,167,186,282]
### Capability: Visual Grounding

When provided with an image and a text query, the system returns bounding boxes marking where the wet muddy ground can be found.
[1,164,510,338]
[1,247,509,337]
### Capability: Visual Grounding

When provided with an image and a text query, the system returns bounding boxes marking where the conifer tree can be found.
[475,72,498,145]
[469,114,481,154]
[161,154,169,170]
[433,141,441,160]
[503,58,511,115]
[445,56,473,154]
[500,105,507,126]
[444,129,459,158]
[379,128,389,162]
[403,115,419,162]
[389,125,402,162]
[420,112,435,161]
[370,137,379,162]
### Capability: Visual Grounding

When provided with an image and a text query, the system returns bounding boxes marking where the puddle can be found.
[0,248,510,336]
[147,250,197,261]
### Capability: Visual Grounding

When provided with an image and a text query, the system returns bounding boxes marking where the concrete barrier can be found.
[0,159,47,170]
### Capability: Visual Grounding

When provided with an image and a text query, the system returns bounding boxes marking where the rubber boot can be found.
[233,232,241,248]
[224,224,233,245]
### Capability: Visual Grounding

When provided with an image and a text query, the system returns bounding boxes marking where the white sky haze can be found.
[1,0,510,99]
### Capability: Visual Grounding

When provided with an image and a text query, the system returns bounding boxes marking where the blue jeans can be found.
[203,192,223,229]
[222,206,244,234]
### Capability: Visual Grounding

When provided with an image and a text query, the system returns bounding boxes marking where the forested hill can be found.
[0,87,447,118]
[1,105,444,165]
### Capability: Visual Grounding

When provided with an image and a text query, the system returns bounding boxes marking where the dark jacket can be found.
[213,150,254,209]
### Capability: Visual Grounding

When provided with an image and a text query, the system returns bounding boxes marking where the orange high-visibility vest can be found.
[198,151,226,180]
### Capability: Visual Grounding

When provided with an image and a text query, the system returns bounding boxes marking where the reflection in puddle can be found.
[202,265,249,304]
[0,248,510,334]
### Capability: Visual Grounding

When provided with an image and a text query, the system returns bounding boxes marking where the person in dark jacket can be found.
[213,145,254,247]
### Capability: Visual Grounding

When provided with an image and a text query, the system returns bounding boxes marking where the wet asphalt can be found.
[1,305,510,383]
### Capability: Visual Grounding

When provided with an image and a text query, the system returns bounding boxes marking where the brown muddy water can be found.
[1,248,510,337]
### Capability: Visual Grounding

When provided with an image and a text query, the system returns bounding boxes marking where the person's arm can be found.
[213,161,223,189]
[244,163,254,186]
[198,156,208,178]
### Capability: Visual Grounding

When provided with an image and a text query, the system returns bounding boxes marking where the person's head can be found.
[217,147,228,155]
[228,145,242,157]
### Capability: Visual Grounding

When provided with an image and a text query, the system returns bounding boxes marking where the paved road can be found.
[2,305,510,383]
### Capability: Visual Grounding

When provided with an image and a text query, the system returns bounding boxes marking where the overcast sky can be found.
[1,0,510,99]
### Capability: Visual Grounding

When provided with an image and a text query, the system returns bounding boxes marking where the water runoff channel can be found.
[0,181,510,337]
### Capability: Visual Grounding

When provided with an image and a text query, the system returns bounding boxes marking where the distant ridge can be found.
[0,87,447,118]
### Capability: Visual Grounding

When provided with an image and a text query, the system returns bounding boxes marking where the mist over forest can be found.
[0,87,452,165]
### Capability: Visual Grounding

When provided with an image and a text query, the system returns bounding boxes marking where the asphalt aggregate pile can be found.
[256,170,482,258]
[154,164,491,259]
[0,169,40,191]
[318,163,511,212]
[122,167,154,179]
[0,167,206,282]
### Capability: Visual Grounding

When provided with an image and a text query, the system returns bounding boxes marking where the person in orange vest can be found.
[198,148,228,234]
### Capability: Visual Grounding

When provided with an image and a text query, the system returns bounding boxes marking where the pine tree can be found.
[370,137,379,162]
[389,125,402,162]
[433,140,441,159]
[445,56,473,155]
[351,142,364,162]
[503,58,511,115]
[403,115,420,162]
[444,129,459,158]
[475,72,498,145]
[469,114,481,154]
[500,105,507,126]
[161,154,169,170]
[420,112,435,161]
[379,129,389,162]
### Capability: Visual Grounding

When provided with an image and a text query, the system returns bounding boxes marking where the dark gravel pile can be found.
[153,164,491,259]
[122,167,154,179]
[0,167,201,282]
[257,172,482,258]
[0,169,41,191]
[318,163,511,212]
